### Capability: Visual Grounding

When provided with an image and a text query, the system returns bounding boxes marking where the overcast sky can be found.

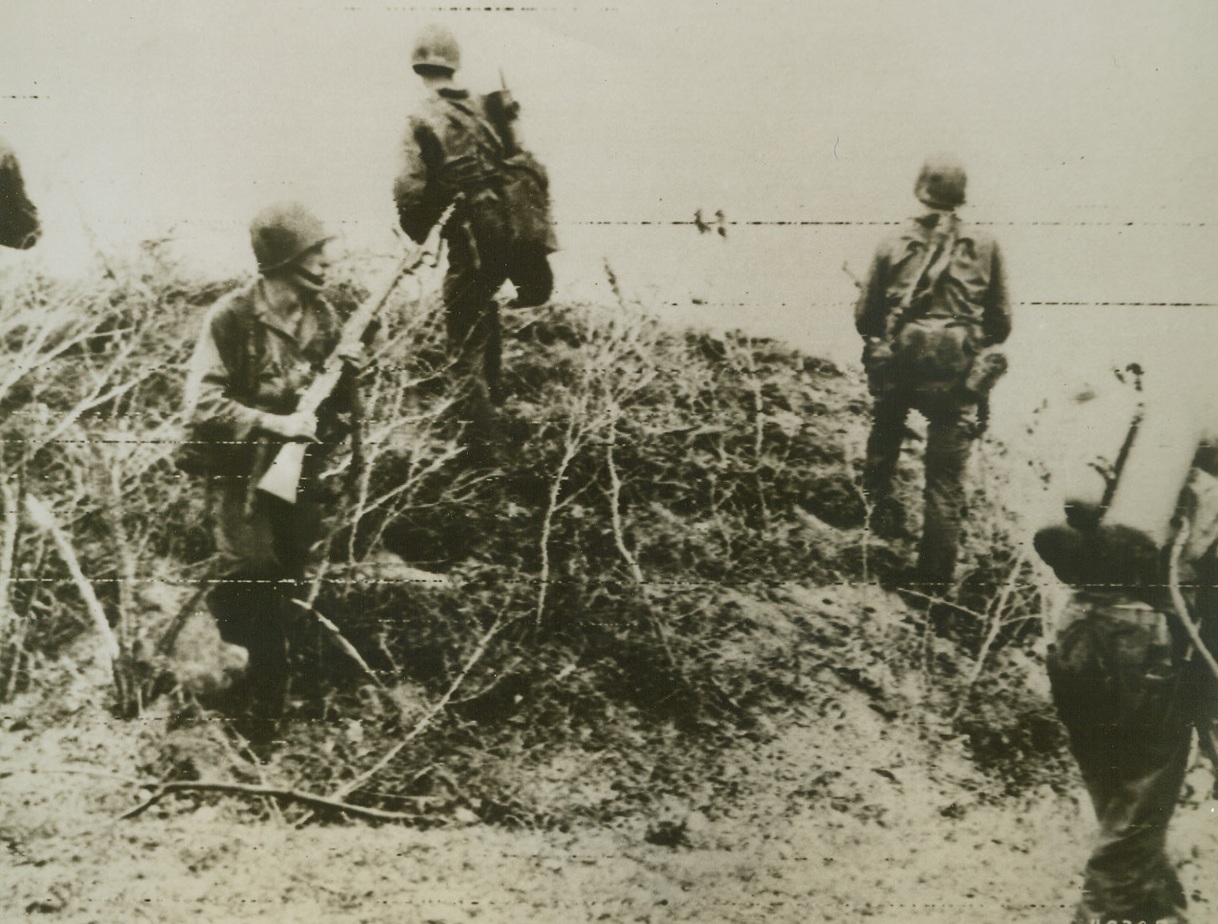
[2,0,1216,399]
[3,2,1215,244]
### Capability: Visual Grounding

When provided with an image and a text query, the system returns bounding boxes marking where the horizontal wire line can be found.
[9,575,1180,591]
[572,219,1215,228]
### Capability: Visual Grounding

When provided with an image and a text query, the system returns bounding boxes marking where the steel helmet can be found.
[914,154,968,210]
[411,24,460,75]
[249,202,332,274]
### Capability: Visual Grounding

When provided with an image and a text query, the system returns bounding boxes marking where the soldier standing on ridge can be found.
[0,137,41,250]
[181,202,360,743]
[854,154,1011,593]
[393,24,556,458]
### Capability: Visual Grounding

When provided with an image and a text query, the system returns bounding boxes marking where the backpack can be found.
[499,150,557,254]
[866,216,997,398]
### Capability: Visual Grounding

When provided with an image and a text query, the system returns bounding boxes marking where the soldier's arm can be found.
[187,314,319,444]
[983,241,1012,346]
[392,118,445,244]
[853,249,889,339]
[184,309,269,444]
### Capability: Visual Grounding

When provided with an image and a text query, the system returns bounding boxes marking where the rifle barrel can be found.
[255,204,454,503]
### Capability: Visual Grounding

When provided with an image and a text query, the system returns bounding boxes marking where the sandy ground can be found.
[3,647,1215,924]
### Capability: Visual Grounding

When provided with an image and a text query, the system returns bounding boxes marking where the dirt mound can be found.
[2,251,1212,921]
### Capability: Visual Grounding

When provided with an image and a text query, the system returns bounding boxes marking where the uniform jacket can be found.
[0,138,40,250]
[183,280,341,475]
[393,87,507,244]
[854,211,1011,346]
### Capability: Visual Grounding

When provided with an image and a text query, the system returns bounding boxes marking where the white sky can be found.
[1,0,1216,394]
[3,2,1215,242]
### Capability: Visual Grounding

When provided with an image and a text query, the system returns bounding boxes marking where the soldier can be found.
[1034,367,1218,924]
[392,24,555,453]
[182,202,357,742]
[854,154,1011,592]
[0,137,41,250]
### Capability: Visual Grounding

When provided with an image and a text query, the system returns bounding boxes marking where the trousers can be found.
[205,478,322,721]
[862,390,976,587]
[1048,599,1192,924]
[443,219,552,427]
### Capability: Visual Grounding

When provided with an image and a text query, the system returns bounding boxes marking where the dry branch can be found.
[24,493,120,669]
[0,477,20,637]
[606,422,645,586]
[535,406,585,625]
[289,597,389,693]
[950,549,1029,722]
[118,780,427,823]
[316,610,513,815]
[155,582,211,656]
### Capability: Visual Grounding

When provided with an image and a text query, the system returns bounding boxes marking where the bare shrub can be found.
[1,241,1058,821]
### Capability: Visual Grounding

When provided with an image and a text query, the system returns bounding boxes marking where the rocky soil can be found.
[3,600,1215,924]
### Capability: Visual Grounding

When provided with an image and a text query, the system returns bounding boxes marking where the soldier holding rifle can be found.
[181,202,358,742]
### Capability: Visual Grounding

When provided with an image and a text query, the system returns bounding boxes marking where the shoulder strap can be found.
[891,215,959,335]
[442,95,503,157]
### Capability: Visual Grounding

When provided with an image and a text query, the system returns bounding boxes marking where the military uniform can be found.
[855,158,1011,588]
[1042,470,1218,924]
[393,27,554,441]
[1034,380,1218,923]
[0,138,40,250]
[1048,596,1193,924]
[182,203,346,734]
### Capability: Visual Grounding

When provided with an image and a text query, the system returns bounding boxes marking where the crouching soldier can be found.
[855,154,1011,592]
[0,137,41,250]
[180,202,356,742]
[393,24,556,455]
[1034,365,1218,924]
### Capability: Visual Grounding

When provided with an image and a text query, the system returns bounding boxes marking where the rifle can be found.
[483,69,522,156]
[257,204,455,504]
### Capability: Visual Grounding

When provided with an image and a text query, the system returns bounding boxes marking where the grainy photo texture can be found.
[1,2,1215,922]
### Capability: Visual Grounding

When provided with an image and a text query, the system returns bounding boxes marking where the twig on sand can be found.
[117,780,426,823]
[1,765,142,786]
[208,725,285,825]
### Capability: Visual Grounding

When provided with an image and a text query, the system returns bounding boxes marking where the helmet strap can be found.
[292,264,325,288]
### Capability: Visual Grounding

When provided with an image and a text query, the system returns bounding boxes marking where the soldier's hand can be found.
[261,411,319,442]
[336,339,370,373]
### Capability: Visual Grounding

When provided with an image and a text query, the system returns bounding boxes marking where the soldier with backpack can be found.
[1032,364,1218,924]
[393,24,556,456]
[855,154,1012,592]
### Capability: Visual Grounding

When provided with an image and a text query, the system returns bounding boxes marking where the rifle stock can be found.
[257,441,310,504]
[256,203,455,504]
